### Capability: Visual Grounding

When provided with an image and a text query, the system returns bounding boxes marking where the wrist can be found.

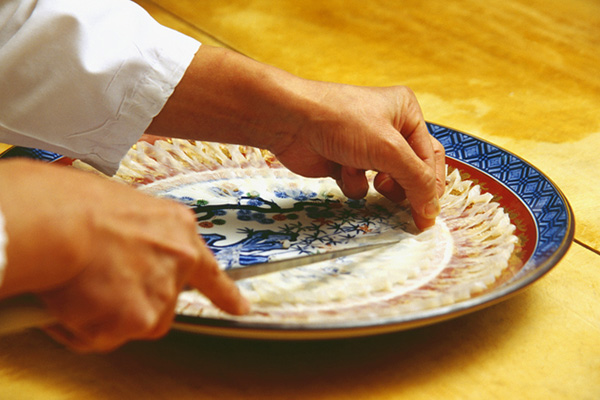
[0,160,93,297]
[148,45,316,151]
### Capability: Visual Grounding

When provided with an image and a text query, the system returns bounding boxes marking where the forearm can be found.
[147,45,312,152]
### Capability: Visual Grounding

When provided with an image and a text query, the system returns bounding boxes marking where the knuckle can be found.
[399,85,415,97]
[368,134,402,167]
[111,299,159,336]
[417,165,437,188]
[179,244,202,271]
[148,317,173,339]
[128,309,160,334]
[203,261,222,281]
[392,85,416,103]
[155,284,180,307]
[432,137,446,155]
[170,201,198,226]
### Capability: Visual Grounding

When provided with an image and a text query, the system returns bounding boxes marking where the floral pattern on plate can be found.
[110,139,521,325]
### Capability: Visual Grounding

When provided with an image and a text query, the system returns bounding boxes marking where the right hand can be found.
[148,46,445,229]
[268,82,445,230]
[0,159,248,352]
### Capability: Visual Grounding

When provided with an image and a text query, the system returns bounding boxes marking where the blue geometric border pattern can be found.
[427,122,572,263]
[0,146,63,163]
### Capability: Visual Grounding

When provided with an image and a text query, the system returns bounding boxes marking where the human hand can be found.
[149,47,444,230]
[269,83,445,230]
[0,159,248,352]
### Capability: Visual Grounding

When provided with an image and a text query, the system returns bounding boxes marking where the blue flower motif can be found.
[294,191,318,201]
[248,212,274,224]
[251,212,266,221]
[237,209,252,221]
[274,190,289,199]
[170,195,195,204]
[275,189,318,201]
[246,198,265,207]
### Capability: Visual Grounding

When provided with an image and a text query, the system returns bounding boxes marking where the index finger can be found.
[374,92,441,229]
[372,131,439,230]
[402,121,442,230]
[187,237,250,315]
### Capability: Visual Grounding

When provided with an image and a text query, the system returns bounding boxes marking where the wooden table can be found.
[1,1,598,398]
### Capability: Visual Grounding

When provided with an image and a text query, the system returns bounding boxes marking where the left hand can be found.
[0,159,248,352]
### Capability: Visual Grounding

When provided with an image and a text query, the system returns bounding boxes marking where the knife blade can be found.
[225,239,399,281]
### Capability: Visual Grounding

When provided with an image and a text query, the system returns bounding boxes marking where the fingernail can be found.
[374,175,394,193]
[423,197,440,219]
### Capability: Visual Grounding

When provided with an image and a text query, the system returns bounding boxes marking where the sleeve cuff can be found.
[0,0,201,175]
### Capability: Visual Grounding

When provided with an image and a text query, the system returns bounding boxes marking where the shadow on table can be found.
[0,291,535,398]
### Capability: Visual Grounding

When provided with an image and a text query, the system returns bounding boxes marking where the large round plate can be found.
[1,123,574,339]
[170,123,574,339]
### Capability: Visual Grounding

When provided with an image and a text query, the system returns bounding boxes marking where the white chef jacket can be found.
[0,0,201,284]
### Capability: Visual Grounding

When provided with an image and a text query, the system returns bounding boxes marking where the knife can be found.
[225,239,398,280]
[0,239,398,335]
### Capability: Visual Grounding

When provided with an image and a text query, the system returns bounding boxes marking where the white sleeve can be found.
[0,0,200,174]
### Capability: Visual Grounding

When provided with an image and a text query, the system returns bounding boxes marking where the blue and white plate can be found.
[1,123,574,339]
[168,123,574,339]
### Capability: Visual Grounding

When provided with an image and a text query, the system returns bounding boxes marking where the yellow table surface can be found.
[1,1,598,399]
